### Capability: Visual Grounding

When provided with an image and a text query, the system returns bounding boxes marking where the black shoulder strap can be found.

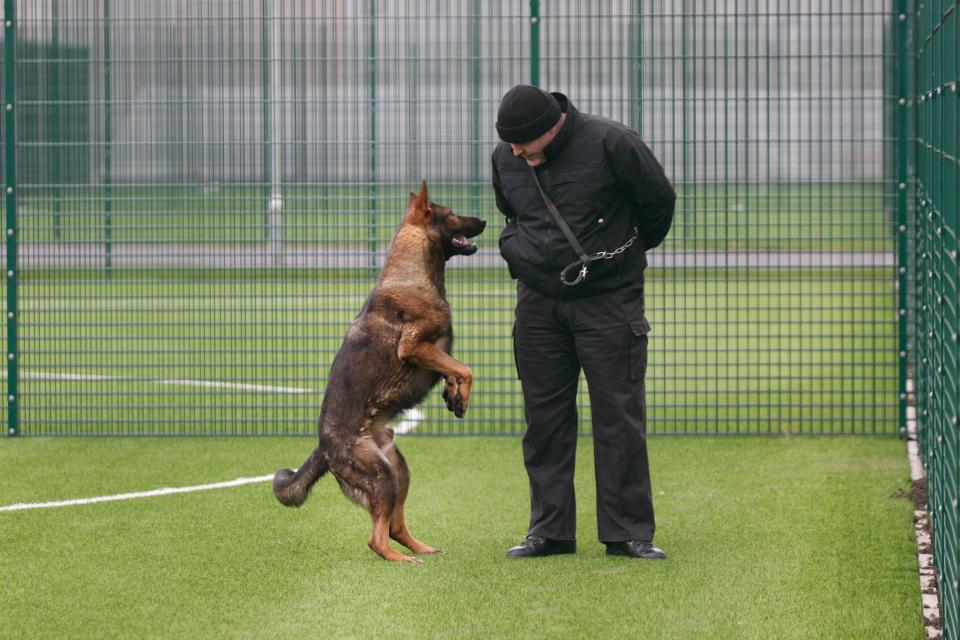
[528,165,590,266]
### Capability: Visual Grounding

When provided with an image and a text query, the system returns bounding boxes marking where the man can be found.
[491,84,675,559]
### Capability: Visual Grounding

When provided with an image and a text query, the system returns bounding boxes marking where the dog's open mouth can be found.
[445,217,485,258]
[452,234,475,250]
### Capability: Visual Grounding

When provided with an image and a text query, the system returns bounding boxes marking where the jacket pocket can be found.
[498,173,540,216]
[498,220,521,279]
[549,171,594,205]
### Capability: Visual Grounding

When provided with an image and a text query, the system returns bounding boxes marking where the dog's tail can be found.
[273,447,329,507]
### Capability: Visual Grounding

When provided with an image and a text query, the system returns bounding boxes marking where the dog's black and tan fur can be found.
[273,182,485,563]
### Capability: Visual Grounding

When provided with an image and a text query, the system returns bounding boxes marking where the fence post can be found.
[260,0,272,247]
[103,0,112,277]
[4,0,18,436]
[51,0,61,240]
[367,0,378,279]
[469,2,481,216]
[529,0,539,86]
[631,3,642,136]
[262,0,285,265]
[895,0,910,439]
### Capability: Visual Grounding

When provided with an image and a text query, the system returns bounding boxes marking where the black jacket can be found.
[492,94,676,299]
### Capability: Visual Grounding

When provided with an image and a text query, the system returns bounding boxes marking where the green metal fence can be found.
[910,0,959,636]
[2,1,901,438]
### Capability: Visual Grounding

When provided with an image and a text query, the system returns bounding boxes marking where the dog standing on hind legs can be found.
[273,181,485,563]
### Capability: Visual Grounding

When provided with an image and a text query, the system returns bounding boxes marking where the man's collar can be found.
[543,93,576,161]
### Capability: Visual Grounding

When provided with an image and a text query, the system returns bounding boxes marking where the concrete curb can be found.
[906,379,942,639]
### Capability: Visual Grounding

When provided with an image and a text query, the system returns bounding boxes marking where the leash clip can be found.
[561,260,590,286]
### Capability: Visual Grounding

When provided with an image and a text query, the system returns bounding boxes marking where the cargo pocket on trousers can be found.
[628,316,651,381]
[511,322,522,380]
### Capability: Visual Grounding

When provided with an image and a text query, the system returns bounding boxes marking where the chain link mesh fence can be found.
[909,0,958,636]
[3,1,900,438]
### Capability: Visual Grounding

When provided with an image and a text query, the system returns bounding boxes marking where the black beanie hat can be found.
[495,85,562,143]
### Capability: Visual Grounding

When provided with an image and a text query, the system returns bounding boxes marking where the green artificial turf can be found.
[0,435,922,639]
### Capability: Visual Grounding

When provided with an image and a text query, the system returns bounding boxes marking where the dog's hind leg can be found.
[384,442,441,555]
[338,436,423,563]
[369,505,423,564]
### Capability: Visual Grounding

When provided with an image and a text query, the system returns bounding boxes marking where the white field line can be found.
[11,372,425,429]
[0,372,425,512]
[0,473,275,513]
[21,295,369,310]
[153,378,311,394]
[9,374,431,435]
[6,370,315,394]
[1,403,422,513]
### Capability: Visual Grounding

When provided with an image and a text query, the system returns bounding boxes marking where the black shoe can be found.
[506,535,576,559]
[605,540,667,560]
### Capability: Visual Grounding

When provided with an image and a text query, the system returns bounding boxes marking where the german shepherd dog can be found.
[273,182,485,563]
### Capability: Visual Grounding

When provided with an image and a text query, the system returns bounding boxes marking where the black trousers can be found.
[513,279,655,543]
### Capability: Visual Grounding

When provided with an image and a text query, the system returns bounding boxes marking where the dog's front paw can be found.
[442,376,469,418]
[450,391,465,418]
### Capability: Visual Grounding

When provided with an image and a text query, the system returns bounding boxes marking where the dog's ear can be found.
[416,180,429,207]
[407,181,431,217]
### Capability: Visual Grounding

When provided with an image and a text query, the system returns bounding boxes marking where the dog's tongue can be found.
[453,234,471,247]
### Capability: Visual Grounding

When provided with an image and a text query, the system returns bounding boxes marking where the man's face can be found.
[508,114,565,167]
[510,132,551,160]
[510,132,552,167]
